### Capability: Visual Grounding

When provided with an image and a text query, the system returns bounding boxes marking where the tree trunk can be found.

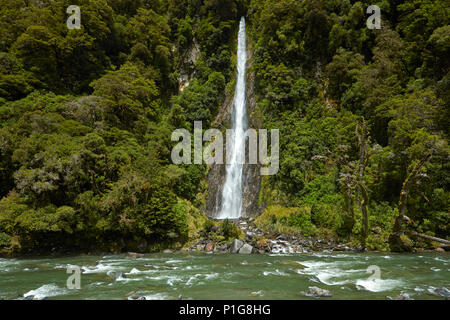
[406,231,450,245]
[389,153,432,252]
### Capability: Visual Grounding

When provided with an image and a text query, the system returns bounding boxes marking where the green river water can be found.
[0,252,448,300]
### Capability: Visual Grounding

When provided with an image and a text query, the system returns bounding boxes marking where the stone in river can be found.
[389,292,414,300]
[127,252,144,259]
[304,286,332,297]
[432,287,450,299]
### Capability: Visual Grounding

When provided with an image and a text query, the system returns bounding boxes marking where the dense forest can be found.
[0,0,448,255]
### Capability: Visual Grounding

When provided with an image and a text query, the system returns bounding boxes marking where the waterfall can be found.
[217,17,247,220]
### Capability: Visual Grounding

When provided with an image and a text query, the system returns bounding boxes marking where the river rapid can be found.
[0,252,448,300]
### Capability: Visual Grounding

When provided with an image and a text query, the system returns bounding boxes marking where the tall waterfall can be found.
[217,17,247,220]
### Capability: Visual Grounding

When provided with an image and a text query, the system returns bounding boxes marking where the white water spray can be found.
[217,17,247,219]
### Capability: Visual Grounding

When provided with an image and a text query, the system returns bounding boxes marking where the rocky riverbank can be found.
[183,218,360,254]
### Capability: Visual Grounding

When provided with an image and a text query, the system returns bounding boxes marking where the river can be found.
[0,252,448,300]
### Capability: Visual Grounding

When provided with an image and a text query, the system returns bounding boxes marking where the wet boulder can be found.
[127,252,144,259]
[389,292,414,300]
[304,286,332,298]
[107,270,127,281]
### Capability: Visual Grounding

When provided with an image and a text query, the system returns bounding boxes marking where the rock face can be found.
[230,239,244,253]
[239,243,253,254]
[205,48,263,218]
[304,286,332,298]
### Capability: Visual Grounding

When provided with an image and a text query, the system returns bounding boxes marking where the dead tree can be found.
[388,153,449,250]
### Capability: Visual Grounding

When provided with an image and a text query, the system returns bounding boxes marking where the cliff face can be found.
[205,47,264,218]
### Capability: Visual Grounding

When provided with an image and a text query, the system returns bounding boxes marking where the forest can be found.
[0,0,448,255]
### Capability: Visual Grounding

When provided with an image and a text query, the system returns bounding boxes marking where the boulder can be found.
[127,252,144,259]
[214,244,228,252]
[435,247,445,253]
[163,249,173,254]
[204,242,214,252]
[428,287,450,299]
[239,244,253,254]
[107,270,127,280]
[390,292,414,300]
[230,239,244,253]
[304,286,332,298]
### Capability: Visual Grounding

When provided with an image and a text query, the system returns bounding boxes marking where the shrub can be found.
[220,219,243,240]
[255,205,317,237]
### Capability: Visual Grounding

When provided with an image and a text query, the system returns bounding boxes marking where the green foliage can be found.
[220,219,243,240]
[0,0,242,253]
[251,0,449,248]
[0,0,448,253]
[255,205,317,237]
[0,232,11,248]
[203,219,216,233]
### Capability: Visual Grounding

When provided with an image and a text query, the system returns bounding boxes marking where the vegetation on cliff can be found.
[0,0,448,254]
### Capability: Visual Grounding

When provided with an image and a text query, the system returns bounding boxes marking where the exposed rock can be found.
[230,239,244,253]
[107,270,126,280]
[304,286,332,298]
[389,292,414,300]
[249,290,264,297]
[127,252,144,259]
[163,249,173,254]
[204,242,214,252]
[214,243,229,252]
[205,55,263,219]
[428,287,450,299]
[128,293,141,300]
[435,247,445,253]
[239,244,253,254]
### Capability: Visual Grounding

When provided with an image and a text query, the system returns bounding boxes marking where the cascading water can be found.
[217,17,247,220]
